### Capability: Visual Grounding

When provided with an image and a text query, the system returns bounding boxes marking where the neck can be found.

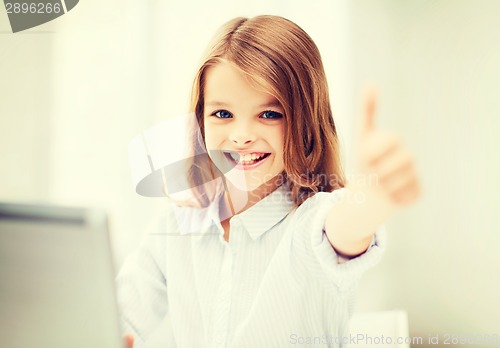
[220,175,282,220]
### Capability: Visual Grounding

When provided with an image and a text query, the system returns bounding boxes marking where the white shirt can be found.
[116,185,386,348]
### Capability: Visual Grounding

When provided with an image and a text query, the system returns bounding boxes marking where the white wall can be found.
[349,1,500,346]
[1,1,499,346]
[0,11,53,201]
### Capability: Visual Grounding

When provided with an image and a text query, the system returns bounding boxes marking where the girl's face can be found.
[203,61,285,192]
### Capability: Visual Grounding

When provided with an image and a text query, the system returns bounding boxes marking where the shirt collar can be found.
[222,185,296,241]
[173,184,295,239]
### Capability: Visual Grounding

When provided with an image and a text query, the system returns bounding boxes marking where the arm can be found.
[325,182,395,258]
[325,88,421,258]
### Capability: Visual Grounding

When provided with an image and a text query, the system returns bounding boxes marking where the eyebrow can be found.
[205,100,282,109]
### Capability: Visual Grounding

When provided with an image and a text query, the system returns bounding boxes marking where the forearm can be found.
[325,183,396,257]
[324,88,420,258]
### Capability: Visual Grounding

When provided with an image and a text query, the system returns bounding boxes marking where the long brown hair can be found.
[188,15,345,207]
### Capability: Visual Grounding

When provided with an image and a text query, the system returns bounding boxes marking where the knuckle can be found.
[402,150,413,165]
[395,145,412,164]
[387,132,401,145]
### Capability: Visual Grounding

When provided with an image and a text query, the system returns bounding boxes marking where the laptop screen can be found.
[0,202,124,348]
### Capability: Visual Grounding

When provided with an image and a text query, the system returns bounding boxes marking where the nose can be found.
[229,120,256,145]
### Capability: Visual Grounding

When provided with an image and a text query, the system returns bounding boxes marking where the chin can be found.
[225,169,283,193]
[223,170,260,192]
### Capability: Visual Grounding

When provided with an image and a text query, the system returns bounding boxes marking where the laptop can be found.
[0,202,125,348]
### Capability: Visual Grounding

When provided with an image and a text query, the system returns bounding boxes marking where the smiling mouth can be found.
[223,151,271,166]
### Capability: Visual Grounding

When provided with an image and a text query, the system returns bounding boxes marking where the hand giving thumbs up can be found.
[355,87,421,206]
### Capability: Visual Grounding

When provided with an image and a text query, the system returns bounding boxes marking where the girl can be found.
[118,15,420,348]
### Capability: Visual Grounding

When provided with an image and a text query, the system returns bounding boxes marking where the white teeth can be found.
[227,152,267,164]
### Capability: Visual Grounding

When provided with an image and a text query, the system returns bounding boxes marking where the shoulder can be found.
[164,199,212,236]
[294,188,347,217]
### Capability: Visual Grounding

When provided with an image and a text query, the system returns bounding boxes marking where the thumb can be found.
[359,86,378,136]
[354,85,378,174]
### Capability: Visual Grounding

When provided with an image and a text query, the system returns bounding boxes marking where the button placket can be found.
[212,242,233,347]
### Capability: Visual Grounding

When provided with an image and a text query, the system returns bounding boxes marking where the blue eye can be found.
[261,110,283,119]
[213,110,232,119]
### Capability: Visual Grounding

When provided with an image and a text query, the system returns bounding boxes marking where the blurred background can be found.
[1,0,499,346]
